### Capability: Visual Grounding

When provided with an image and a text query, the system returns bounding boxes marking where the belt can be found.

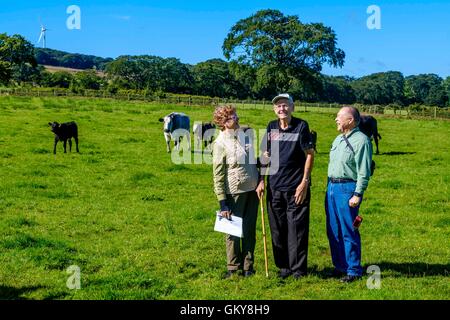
[329,178,356,183]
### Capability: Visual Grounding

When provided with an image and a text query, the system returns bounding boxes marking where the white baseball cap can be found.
[272,93,294,105]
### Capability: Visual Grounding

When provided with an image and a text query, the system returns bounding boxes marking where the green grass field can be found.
[0,96,448,300]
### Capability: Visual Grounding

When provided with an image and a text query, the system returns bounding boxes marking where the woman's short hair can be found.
[213,105,236,130]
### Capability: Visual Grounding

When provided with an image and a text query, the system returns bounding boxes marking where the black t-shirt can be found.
[263,117,314,192]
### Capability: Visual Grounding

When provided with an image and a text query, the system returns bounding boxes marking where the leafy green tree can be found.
[352,71,405,105]
[320,75,356,104]
[42,71,74,88]
[192,59,249,98]
[155,57,193,93]
[0,33,37,84]
[289,71,323,102]
[106,56,143,90]
[39,70,53,86]
[72,69,103,90]
[0,61,11,85]
[404,74,442,104]
[424,85,448,107]
[228,61,257,98]
[35,48,113,70]
[12,64,44,84]
[223,9,345,96]
[106,55,193,93]
[192,59,227,97]
[442,76,450,107]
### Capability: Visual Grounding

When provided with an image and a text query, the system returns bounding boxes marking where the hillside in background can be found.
[34,48,113,71]
[42,65,105,77]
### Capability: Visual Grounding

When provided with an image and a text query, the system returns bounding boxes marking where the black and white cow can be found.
[193,122,216,149]
[48,121,79,154]
[359,115,382,154]
[158,112,191,153]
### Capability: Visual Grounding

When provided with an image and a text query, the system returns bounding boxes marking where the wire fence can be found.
[0,87,449,119]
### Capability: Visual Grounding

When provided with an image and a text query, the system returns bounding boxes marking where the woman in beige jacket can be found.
[212,105,264,278]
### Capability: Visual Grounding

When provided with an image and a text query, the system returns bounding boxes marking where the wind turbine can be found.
[37,20,49,48]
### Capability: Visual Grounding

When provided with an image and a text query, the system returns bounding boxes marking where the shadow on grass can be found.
[309,262,449,278]
[0,285,45,300]
[374,262,450,277]
[310,151,415,156]
[308,266,341,279]
[378,151,416,156]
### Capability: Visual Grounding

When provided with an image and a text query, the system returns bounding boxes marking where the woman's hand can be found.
[220,210,232,220]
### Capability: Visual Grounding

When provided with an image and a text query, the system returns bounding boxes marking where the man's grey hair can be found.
[343,106,361,126]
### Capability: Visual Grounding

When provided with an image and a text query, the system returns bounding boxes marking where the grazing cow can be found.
[359,115,382,154]
[158,112,191,153]
[310,130,317,152]
[193,122,216,149]
[48,121,79,154]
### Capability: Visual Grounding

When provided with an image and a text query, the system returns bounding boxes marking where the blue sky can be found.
[1,0,449,78]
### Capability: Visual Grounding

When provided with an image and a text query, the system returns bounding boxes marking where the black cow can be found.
[48,121,79,154]
[359,115,381,154]
[193,122,216,149]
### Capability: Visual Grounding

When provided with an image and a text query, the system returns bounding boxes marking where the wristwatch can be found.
[353,192,363,197]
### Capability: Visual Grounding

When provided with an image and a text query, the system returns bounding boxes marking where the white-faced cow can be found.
[48,121,79,154]
[359,115,382,154]
[158,112,191,153]
[193,122,216,149]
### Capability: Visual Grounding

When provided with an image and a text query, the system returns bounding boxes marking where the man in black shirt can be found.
[260,93,315,279]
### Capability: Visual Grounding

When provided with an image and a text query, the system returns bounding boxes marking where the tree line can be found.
[1,9,449,107]
[35,47,113,70]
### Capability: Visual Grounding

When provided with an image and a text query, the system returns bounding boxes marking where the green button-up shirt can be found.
[328,127,373,194]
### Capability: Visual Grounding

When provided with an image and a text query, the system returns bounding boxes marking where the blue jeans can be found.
[325,181,363,276]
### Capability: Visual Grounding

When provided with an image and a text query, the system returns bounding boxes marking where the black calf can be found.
[359,115,381,154]
[48,121,79,154]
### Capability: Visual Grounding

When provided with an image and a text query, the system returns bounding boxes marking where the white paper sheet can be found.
[214,211,243,238]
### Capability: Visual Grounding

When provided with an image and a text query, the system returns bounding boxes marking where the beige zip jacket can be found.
[212,129,259,201]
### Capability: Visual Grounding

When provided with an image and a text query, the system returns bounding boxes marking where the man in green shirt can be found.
[326,106,373,283]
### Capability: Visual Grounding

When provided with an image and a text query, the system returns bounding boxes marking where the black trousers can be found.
[267,187,310,275]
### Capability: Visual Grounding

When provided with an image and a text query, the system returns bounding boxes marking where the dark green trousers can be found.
[225,190,259,272]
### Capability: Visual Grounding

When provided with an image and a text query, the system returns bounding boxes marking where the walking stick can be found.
[259,195,269,277]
